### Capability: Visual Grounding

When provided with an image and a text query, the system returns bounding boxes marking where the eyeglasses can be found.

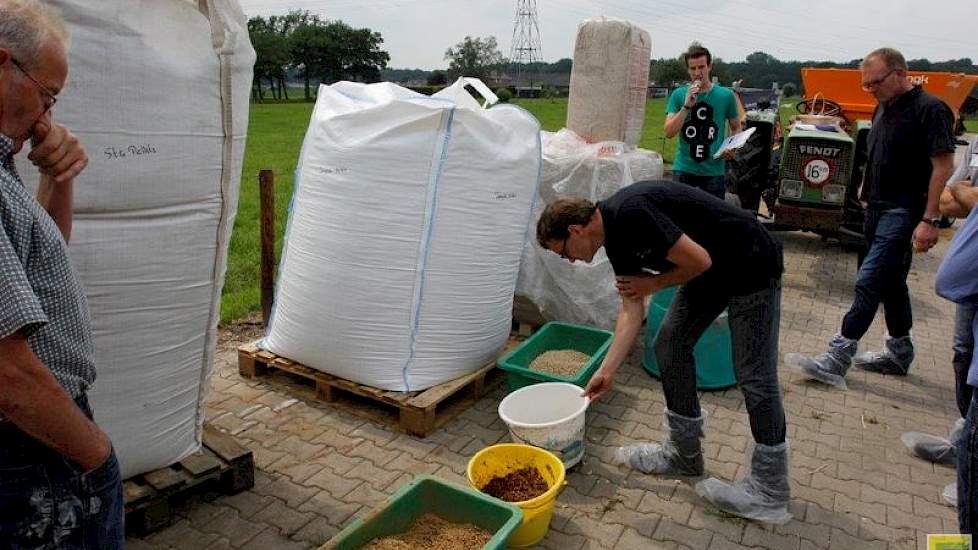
[10,58,57,112]
[861,69,896,91]
[557,235,571,260]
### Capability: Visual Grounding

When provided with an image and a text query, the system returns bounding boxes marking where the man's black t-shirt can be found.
[598,180,783,296]
[860,86,956,214]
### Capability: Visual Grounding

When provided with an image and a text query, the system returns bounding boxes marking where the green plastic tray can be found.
[319,475,523,550]
[497,321,614,391]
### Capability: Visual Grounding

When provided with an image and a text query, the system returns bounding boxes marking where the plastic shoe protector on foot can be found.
[615,409,705,476]
[696,441,792,525]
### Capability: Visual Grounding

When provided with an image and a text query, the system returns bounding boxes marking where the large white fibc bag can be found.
[516,129,663,329]
[18,0,254,478]
[263,78,541,392]
[566,17,651,146]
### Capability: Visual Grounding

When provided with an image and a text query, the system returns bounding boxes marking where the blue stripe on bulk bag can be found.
[400,106,456,392]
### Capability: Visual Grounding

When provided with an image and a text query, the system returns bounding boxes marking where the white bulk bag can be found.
[18,0,254,478]
[566,17,651,146]
[516,129,663,329]
[263,78,541,391]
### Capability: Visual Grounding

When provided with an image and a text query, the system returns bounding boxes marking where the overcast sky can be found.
[238,0,975,70]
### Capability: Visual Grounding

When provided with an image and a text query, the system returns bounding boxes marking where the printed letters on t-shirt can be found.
[681,101,718,163]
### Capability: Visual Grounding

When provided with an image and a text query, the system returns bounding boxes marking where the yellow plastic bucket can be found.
[466,443,566,547]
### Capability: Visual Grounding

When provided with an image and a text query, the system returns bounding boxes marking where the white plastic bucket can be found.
[498,382,589,468]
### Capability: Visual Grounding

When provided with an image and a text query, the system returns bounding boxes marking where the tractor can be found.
[728,68,977,247]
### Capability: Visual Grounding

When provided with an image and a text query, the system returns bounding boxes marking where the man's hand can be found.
[28,118,88,183]
[616,274,658,300]
[76,431,113,473]
[583,364,616,401]
[684,81,701,108]
[912,221,939,252]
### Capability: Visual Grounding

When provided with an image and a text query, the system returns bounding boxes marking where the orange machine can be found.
[801,68,978,124]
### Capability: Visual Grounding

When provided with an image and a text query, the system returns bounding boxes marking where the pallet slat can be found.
[124,480,154,507]
[237,338,510,437]
[180,451,222,477]
[124,423,254,536]
[143,467,188,493]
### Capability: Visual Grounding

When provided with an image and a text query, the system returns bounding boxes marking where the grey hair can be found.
[0,0,68,68]
[862,47,908,72]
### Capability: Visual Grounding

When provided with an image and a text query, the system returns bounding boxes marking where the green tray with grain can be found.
[319,475,522,550]
[497,322,614,391]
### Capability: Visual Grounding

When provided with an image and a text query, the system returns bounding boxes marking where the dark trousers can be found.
[955,304,978,418]
[841,206,915,340]
[0,395,124,549]
[959,392,978,532]
[672,171,727,200]
[654,278,787,445]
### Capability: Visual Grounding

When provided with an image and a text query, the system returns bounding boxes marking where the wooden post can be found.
[259,170,275,326]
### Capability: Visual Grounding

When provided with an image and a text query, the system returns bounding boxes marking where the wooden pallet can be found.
[237,339,515,437]
[124,423,254,535]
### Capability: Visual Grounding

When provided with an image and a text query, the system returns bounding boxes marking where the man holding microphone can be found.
[663,42,742,199]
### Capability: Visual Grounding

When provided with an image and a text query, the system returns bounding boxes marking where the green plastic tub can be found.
[319,475,523,550]
[642,286,736,390]
[497,322,614,391]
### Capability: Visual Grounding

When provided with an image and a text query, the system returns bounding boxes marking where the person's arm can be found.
[950,182,978,214]
[913,152,955,251]
[728,117,742,134]
[583,234,712,400]
[940,185,974,218]
[728,91,743,134]
[29,118,88,242]
[940,186,967,218]
[664,86,696,139]
[615,234,712,298]
[0,333,112,471]
[941,140,978,218]
[35,174,73,241]
[581,296,644,401]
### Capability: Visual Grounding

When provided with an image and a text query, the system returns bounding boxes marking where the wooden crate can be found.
[124,423,254,535]
[237,338,518,437]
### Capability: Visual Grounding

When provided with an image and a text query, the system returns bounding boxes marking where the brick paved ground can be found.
[128,228,962,550]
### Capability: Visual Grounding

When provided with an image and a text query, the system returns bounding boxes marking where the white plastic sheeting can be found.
[567,17,652,146]
[18,0,254,478]
[262,78,541,392]
[516,129,663,329]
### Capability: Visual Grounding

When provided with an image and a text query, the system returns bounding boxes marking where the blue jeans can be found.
[0,395,124,549]
[672,171,727,200]
[955,304,978,418]
[654,278,786,445]
[841,206,915,341]
[959,392,978,532]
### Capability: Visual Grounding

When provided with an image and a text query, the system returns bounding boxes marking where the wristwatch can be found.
[922,217,941,227]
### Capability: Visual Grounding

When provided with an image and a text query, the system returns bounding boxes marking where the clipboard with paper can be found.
[713,127,757,159]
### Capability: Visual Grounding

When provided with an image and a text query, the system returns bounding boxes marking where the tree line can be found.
[248,10,390,101]
[247,17,976,101]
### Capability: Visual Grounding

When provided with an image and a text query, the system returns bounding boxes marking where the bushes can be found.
[495,87,513,103]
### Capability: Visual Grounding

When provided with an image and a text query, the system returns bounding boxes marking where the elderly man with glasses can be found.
[787,47,956,388]
[0,1,123,549]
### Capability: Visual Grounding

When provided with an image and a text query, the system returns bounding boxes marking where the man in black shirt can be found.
[787,48,955,387]
[537,180,791,524]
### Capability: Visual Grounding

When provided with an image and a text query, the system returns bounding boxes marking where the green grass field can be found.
[223,102,313,321]
[221,96,978,322]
